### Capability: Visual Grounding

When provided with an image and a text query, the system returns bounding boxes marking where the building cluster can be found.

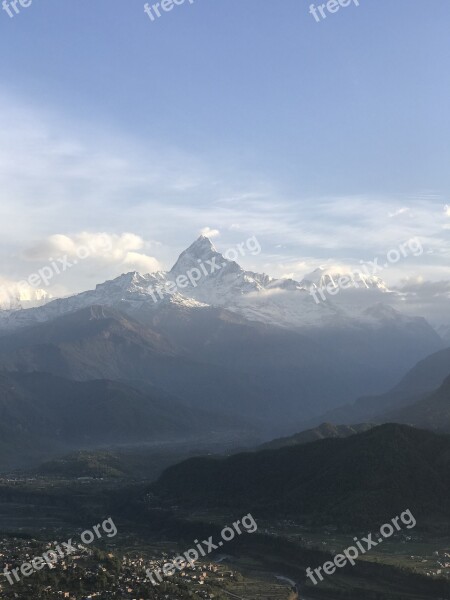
[414,551,450,578]
[0,537,236,600]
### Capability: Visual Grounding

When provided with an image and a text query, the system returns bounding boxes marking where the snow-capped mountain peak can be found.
[170,235,234,278]
[168,237,280,307]
[301,265,390,293]
[95,271,158,295]
[178,235,217,259]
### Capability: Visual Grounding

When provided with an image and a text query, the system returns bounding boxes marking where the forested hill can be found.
[154,424,450,527]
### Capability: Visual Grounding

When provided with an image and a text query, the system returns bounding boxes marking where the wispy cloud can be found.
[388,207,410,218]
[199,227,220,239]
[0,91,449,296]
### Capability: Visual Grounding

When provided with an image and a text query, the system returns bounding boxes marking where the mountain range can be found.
[0,236,448,466]
[0,237,443,388]
[0,237,442,338]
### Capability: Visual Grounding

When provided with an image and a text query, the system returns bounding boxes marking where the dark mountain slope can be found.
[307,346,450,427]
[154,424,450,526]
[384,375,450,432]
[0,304,365,430]
[0,306,276,428]
[133,300,360,415]
[0,305,177,381]
[0,371,242,468]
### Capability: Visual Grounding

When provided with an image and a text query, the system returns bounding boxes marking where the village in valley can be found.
[0,536,293,600]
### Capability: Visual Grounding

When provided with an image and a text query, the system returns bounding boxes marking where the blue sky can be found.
[0,0,449,295]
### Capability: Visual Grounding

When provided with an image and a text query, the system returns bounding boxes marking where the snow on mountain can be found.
[165,236,342,327]
[164,237,411,330]
[0,263,212,332]
[0,236,434,334]
[0,282,51,311]
[301,266,390,293]
[169,236,269,300]
[170,236,226,278]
